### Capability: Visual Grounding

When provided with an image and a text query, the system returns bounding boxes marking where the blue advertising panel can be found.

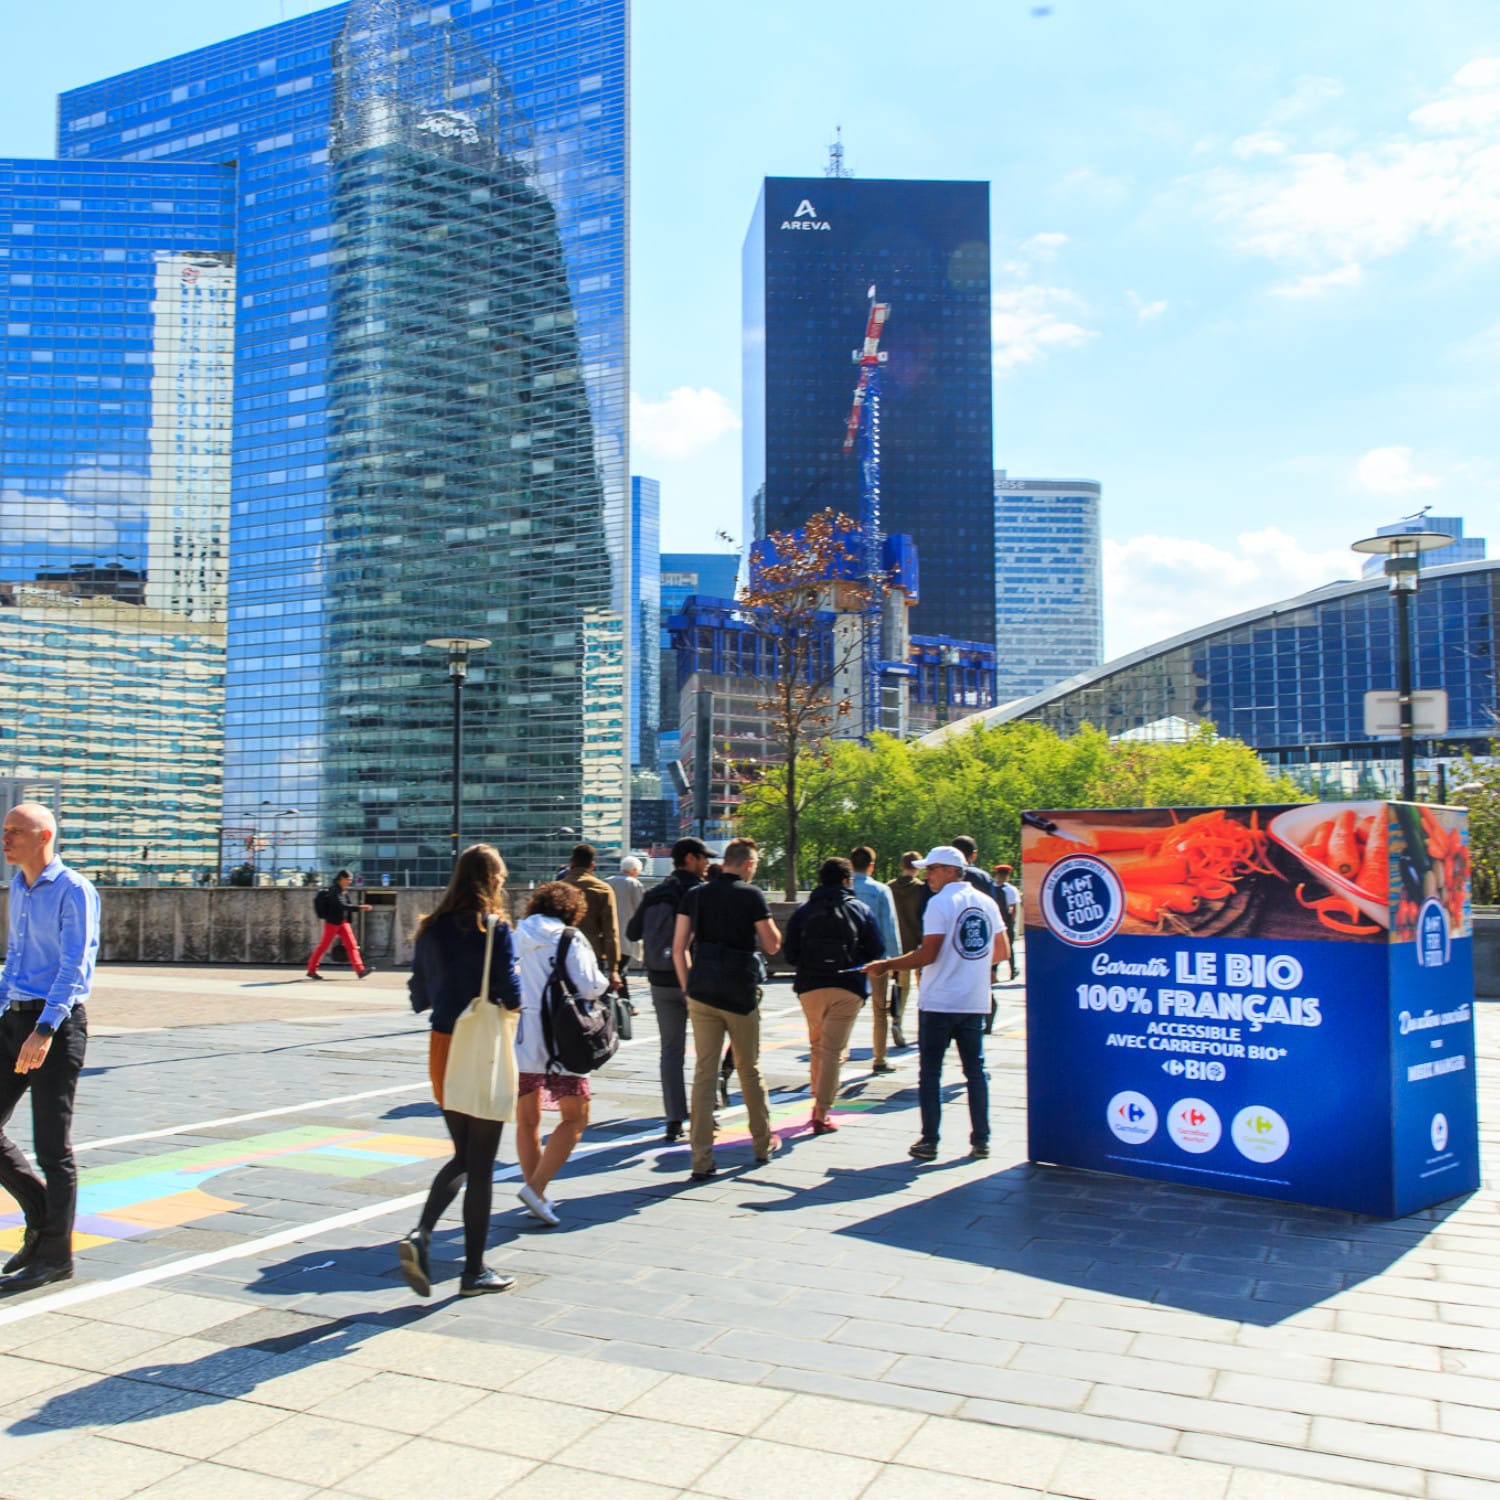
[1024,804,1480,1219]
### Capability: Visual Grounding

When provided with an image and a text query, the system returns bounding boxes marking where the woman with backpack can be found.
[782,857,886,1135]
[401,844,522,1298]
[512,881,612,1226]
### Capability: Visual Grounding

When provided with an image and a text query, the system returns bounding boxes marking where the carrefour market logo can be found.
[1040,855,1125,946]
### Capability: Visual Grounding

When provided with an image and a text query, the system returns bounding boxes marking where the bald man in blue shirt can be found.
[0,803,99,1291]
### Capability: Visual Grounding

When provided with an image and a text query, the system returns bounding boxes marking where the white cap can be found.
[915,845,969,870]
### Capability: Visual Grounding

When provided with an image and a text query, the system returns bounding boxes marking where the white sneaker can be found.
[517,1184,560,1226]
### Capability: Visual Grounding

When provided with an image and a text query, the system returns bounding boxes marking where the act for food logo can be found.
[1041,855,1125,947]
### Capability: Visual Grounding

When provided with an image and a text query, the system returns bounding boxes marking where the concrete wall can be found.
[1474,910,1500,999]
[0,886,446,968]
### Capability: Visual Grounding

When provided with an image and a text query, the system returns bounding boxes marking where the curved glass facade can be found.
[52,0,629,883]
[951,562,1499,794]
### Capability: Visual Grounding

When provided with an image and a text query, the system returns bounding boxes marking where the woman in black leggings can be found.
[401,844,522,1296]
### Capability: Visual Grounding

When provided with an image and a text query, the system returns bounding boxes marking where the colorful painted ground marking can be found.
[0,1127,449,1255]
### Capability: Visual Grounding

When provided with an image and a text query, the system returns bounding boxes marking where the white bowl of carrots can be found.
[1267,803,1391,932]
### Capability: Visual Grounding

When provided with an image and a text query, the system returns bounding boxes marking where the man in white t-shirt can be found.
[867,845,1008,1161]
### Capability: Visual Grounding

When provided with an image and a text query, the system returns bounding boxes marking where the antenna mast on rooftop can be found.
[825,126,853,178]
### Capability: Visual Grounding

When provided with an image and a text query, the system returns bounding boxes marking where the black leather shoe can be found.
[459,1267,514,1296]
[3,1226,39,1277]
[2,1260,73,1293]
[871,1062,896,1075]
[397,1229,431,1298]
[664,1121,683,1142]
[306,971,326,981]
[358,966,376,980]
[689,1168,717,1182]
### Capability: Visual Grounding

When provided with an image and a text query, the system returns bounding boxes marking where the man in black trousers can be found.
[0,803,100,1291]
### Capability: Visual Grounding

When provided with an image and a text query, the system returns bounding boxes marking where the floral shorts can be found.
[518,1071,591,1108]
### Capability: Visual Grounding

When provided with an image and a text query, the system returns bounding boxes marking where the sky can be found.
[6,1,1500,657]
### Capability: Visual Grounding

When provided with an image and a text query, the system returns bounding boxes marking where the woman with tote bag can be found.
[402,844,522,1297]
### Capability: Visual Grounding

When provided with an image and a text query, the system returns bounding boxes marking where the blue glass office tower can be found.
[993,470,1103,700]
[1,158,236,880]
[54,0,629,882]
[1360,516,1486,579]
[744,176,994,644]
[629,476,660,771]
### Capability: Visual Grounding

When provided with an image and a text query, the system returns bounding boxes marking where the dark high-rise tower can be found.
[744,176,993,643]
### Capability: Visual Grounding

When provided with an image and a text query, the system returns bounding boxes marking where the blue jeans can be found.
[917,1010,988,1146]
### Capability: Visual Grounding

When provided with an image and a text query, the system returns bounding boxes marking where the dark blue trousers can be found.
[917,1010,989,1147]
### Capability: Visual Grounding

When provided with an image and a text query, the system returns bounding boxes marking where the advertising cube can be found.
[1023,802,1479,1218]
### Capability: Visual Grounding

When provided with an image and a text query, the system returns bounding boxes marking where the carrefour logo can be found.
[1107,1090,1157,1144]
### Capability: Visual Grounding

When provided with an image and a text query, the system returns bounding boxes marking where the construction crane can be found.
[842,285,891,738]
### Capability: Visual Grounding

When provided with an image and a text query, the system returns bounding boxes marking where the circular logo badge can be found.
[1231,1105,1290,1164]
[1431,1112,1449,1152]
[1167,1097,1222,1155]
[1415,899,1451,969]
[953,907,993,960]
[1039,855,1125,947]
[1107,1090,1158,1145]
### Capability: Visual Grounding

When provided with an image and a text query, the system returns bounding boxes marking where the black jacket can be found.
[782,885,885,998]
[626,868,705,983]
[408,913,523,1034]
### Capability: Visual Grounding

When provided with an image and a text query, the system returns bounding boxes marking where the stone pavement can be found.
[0,958,1491,1498]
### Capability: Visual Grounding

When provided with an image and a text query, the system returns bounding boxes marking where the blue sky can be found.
[6,1,1500,654]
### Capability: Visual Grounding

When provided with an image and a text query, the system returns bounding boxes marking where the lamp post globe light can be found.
[1350,529,1454,802]
[425,637,491,869]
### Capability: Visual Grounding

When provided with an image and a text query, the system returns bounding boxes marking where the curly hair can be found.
[525,881,587,925]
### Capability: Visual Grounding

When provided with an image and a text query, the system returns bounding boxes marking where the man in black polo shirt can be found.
[672,837,781,1180]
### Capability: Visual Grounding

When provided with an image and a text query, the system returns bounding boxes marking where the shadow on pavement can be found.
[778,1156,1470,1327]
[8,1303,448,1436]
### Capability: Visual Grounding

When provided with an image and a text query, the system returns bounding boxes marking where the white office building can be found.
[994,470,1103,701]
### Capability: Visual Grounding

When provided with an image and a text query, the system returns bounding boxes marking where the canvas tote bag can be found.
[442,914,519,1121]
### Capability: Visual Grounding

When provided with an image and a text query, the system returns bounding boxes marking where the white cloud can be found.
[1268,261,1363,298]
[1231,131,1287,159]
[630,386,740,462]
[1350,445,1440,497]
[1266,75,1346,124]
[992,286,1097,376]
[1104,528,1354,658]
[1126,290,1168,321]
[1021,231,1069,258]
[1192,56,1500,274]
[0,466,147,550]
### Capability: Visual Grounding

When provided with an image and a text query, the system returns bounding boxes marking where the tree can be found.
[738,720,1310,888]
[739,509,874,899]
[1454,748,1500,905]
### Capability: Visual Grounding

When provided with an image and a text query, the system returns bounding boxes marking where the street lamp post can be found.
[425,637,490,867]
[260,803,300,884]
[1351,529,1454,802]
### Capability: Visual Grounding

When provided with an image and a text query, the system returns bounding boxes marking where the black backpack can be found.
[797,898,862,976]
[313,887,340,923]
[638,887,682,974]
[540,931,619,1075]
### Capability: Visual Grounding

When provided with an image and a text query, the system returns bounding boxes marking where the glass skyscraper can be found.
[1360,515,1487,580]
[993,470,1103,701]
[41,0,629,883]
[1,158,236,880]
[628,476,660,771]
[743,176,994,644]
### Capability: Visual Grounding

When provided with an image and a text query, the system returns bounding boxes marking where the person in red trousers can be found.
[306,869,375,980]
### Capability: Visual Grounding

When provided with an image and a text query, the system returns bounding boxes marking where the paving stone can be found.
[0,1431,191,1500]
[1011,1341,1213,1397]
[1212,1370,1437,1430]
[620,1371,789,1435]
[1309,1414,1500,1484]
[592,1340,776,1385]
[860,1467,1041,1499]
[749,1390,925,1460]
[1048,1443,1232,1500]
[828,1315,1021,1367]
[501,1464,678,1499]
[691,1434,882,1499]
[335,1434,532,1500]
[957,1397,1179,1455]
[1223,1470,1396,1500]
[759,1364,962,1417]
[549,1411,737,1488]
[306,1369,487,1435]
[892,1412,1070,1488]
[883,1353,1089,1410]
[1174,1432,1426,1496]
[117,1461,317,1500]
[506,1353,668,1411]
[1127,1333,1332,1384]
[212,1413,411,1487]
[707,1328,895,1377]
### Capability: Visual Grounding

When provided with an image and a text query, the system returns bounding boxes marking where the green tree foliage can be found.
[738,722,1310,886]
[1453,750,1500,905]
